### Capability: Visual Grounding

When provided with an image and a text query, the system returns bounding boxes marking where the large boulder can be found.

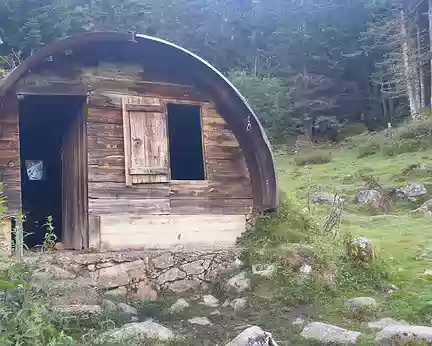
[345,297,377,309]
[168,298,189,314]
[356,189,382,210]
[375,325,432,345]
[201,295,219,308]
[312,192,342,205]
[301,322,361,344]
[368,318,408,330]
[99,320,174,343]
[225,326,279,346]
[396,183,427,201]
[347,237,375,263]
[225,271,251,294]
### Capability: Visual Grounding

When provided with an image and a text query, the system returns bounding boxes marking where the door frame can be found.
[17,92,89,250]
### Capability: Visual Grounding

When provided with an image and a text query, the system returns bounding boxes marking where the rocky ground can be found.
[5,128,432,345]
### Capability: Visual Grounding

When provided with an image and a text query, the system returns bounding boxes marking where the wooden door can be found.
[62,104,88,249]
[122,96,169,185]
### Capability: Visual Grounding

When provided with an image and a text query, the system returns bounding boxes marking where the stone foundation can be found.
[22,249,242,303]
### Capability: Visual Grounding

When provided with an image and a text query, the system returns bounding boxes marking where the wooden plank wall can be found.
[84,66,253,215]
[15,63,254,216]
[0,96,21,214]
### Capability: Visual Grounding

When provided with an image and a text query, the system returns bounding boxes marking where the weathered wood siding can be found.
[86,97,252,215]
[0,95,21,214]
[12,62,253,223]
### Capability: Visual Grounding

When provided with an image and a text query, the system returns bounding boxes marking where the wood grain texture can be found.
[87,107,122,124]
[121,97,132,186]
[89,198,170,215]
[88,164,125,183]
[99,214,246,250]
[61,104,88,250]
[89,182,169,199]
[124,96,169,184]
[0,96,21,214]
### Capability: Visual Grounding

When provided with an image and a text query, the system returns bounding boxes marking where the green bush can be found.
[356,118,432,158]
[294,150,332,166]
[0,263,74,345]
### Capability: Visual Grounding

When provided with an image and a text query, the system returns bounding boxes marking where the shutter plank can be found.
[124,96,169,184]
[121,97,133,186]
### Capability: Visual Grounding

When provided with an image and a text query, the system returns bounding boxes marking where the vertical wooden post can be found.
[88,215,101,250]
[14,213,24,260]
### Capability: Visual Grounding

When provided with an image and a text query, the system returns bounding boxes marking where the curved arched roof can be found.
[0,32,278,210]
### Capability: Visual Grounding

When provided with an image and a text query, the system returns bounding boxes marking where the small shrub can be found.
[337,123,368,141]
[0,263,74,345]
[294,151,332,166]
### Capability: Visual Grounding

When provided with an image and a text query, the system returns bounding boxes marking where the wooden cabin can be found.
[0,32,277,252]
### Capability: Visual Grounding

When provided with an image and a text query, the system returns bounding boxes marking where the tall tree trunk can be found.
[417,25,426,109]
[401,10,419,119]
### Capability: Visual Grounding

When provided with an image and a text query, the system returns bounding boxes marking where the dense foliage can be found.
[0,0,430,143]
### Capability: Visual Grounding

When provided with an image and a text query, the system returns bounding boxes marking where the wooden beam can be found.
[88,215,101,250]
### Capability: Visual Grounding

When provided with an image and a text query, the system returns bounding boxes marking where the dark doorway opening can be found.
[167,104,205,180]
[18,95,86,249]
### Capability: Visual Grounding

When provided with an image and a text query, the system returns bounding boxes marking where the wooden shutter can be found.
[122,96,169,185]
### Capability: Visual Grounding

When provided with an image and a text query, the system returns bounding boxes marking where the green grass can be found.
[275,140,432,329]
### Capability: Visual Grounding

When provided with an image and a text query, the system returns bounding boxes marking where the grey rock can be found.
[345,297,377,309]
[202,294,219,307]
[357,189,382,209]
[291,317,306,326]
[368,318,408,330]
[312,192,342,205]
[251,264,276,277]
[102,299,117,313]
[225,271,251,293]
[210,309,221,315]
[222,299,231,308]
[375,325,432,345]
[301,322,361,344]
[99,320,174,343]
[133,282,158,301]
[33,265,76,280]
[188,317,212,326]
[396,183,427,200]
[299,264,312,275]
[51,304,102,317]
[230,297,247,312]
[347,237,375,263]
[117,303,138,320]
[225,326,279,346]
[168,298,189,314]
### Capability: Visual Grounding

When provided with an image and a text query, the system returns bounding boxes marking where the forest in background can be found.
[0,0,431,144]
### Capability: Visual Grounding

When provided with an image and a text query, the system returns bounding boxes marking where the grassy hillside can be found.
[276,121,432,330]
